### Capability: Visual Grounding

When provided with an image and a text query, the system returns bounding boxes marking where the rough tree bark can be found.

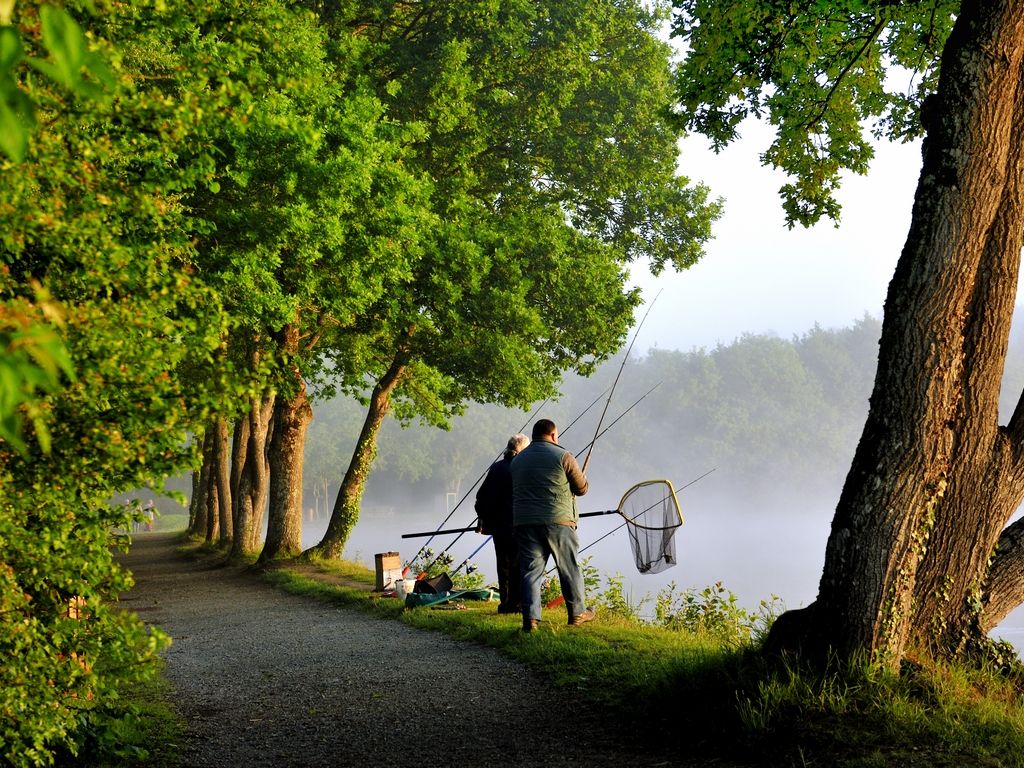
[204,427,220,543]
[229,393,274,557]
[188,431,204,532]
[213,415,232,545]
[305,351,409,560]
[189,429,213,538]
[769,1,1024,666]
[260,324,313,563]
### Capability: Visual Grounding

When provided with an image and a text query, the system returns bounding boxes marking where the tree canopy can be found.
[302,0,722,558]
[0,1,242,762]
[1,0,721,759]
[672,0,954,227]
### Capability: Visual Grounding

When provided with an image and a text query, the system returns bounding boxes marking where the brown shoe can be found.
[569,607,596,627]
[523,618,540,633]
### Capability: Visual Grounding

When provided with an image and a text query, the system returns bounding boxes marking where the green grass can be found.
[80,667,186,768]
[732,653,1024,767]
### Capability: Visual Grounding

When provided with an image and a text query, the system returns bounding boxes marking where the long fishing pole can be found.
[572,381,661,460]
[447,506,628,577]
[405,397,552,573]
[450,536,492,578]
[414,384,614,574]
[405,512,618,540]
[401,386,663,541]
[580,289,660,475]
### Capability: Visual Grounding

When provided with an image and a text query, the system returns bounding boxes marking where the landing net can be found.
[618,479,683,574]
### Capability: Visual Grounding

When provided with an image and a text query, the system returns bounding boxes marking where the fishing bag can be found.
[413,572,453,594]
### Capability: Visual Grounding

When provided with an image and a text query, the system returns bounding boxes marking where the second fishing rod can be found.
[434,294,662,579]
[410,384,613,576]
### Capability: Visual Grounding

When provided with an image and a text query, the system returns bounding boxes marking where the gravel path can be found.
[118,533,707,767]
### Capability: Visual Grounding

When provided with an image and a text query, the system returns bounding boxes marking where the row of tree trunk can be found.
[188,393,284,561]
[188,343,409,565]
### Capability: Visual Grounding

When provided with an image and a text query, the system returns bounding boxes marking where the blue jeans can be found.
[516,524,586,622]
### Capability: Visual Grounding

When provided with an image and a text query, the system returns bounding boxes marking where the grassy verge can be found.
[81,667,186,768]
[263,559,1024,768]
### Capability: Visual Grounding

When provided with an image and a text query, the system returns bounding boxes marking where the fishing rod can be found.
[401,384,663,541]
[447,506,629,577]
[413,384,613,575]
[580,289,660,475]
[405,397,550,571]
[571,381,661,461]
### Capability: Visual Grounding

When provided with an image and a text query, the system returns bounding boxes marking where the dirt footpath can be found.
[118,533,706,767]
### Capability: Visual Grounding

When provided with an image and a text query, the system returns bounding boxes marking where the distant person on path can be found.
[511,419,595,632]
[475,433,530,614]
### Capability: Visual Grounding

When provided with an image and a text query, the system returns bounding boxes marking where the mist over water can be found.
[298,313,1024,647]
[304,481,1024,649]
[301,476,835,618]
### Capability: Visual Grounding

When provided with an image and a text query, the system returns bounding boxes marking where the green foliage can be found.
[655,580,782,646]
[671,1,957,226]
[176,0,433,401]
[539,556,600,605]
[1,1,240,762]
[0,287,73,453]
[596,573,651,622]
[0,3,114,161]
[0,511,172,767]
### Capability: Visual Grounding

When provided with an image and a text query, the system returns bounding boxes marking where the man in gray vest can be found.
[511,418,596,632]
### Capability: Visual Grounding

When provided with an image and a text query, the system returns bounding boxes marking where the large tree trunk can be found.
[188,432,204,532]
[260,357,313,564]
[908,97,1024,656]
[305,353,408,560]
[204,431,220,544]
[190,428,213,538]
[769,2,1024,666]
[213,415,232,546]
[230,393,275,557]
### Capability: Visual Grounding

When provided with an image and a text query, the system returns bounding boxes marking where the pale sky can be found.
[629,119,925,352]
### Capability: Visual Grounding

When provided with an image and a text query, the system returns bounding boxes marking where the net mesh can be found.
[618,480,683,574]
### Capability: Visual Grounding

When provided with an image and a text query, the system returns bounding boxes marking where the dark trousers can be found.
[491,529,521,612]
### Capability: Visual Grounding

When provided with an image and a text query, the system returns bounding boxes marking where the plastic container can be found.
[394,578,416,599]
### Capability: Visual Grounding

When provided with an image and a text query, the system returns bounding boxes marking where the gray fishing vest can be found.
[510,440,578,527]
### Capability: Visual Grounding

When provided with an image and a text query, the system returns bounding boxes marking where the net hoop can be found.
[615,479,684,574]
[616,479,683,530]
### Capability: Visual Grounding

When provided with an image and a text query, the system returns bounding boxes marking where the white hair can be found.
[505,433,530,458]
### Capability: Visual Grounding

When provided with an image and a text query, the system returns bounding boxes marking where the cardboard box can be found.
[374,551,402,591]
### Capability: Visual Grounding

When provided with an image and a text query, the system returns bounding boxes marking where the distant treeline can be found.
[303,313,1024,517]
